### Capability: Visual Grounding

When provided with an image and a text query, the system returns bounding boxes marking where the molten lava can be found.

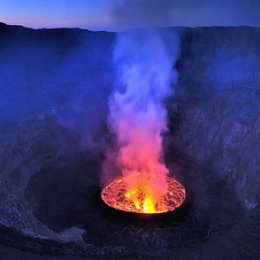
[101,175,186,214]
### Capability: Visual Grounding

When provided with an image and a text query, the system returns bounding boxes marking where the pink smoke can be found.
[104,29,179,203]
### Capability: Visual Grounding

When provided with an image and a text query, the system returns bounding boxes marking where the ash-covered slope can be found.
[0,22,116,241]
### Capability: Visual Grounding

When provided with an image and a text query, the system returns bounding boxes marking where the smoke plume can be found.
[104,29,179,202]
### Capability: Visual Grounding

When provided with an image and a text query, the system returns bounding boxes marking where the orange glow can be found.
[101,175,186,214]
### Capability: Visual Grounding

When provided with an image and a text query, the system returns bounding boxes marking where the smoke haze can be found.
[112,0,260,29]
[103,29,180,202]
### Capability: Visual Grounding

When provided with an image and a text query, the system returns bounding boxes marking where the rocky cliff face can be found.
[168,27,260,209]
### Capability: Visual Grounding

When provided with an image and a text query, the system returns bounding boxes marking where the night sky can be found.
[0,0,259,30]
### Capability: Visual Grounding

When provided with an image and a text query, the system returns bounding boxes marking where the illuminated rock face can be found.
[101,176,186,214]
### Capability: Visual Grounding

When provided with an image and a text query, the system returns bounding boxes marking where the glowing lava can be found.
[101,176,186,214]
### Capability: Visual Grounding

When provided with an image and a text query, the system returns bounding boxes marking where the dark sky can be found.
[0,0,259,30]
